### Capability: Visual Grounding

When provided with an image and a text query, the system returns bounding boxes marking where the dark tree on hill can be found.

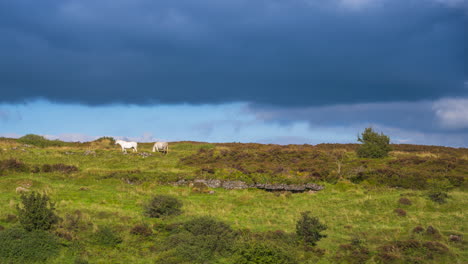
[356,127,391,158]
[16,192,60,231]
[296,211,327,246]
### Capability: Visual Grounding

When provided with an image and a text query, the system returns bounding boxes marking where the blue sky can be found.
[0,0,467,146]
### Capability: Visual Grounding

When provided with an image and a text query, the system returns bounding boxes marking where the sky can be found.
[0,0,467,146]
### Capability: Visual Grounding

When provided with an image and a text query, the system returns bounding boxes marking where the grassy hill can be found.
[0,137,466,263]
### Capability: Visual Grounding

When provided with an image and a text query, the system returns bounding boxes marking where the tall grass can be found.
[0,138,466,263]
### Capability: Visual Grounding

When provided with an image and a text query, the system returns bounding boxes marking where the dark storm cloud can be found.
[0,0,466,106]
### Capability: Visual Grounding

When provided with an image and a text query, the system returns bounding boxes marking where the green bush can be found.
[234,242,297,264]
[0,159,29,174]
[17,134,65,148]
[144,195,183,218]
[427,178,452,204]
[428,192,449,204]
[160,216,237,263]
[356,127,391,158]
[130,223,153,236]
[0,227,60,263]
[92,226,122,247]
[16,192,60,231]
[296,211,327,246]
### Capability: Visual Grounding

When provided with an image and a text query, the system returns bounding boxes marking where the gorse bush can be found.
[92,226,122,247]
[296,211,327,246]
[235,242,297,264]
[357,127,391,158]
[0,227,60,263]
[160,216,237,263]
[16,192,60,231]
[144,195,183,218]
[17,134,65,148]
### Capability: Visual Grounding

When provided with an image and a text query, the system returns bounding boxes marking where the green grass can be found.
[0,140,466,263]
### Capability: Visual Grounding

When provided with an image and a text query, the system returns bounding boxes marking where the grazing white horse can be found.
[152,142,169,154]
[115,140,138,153]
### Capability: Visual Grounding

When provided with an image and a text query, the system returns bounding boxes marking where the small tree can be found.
[357,127,391,158]
[296,211,327,246]
[16,192,60,231]
[143,195,183,218]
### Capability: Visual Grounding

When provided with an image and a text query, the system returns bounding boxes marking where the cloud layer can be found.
[0,0,466,106]
[1,98,468,147]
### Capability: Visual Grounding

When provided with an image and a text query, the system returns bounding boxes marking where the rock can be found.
[305,183,325,191]
[449,234,462,242]
[256,183,324,193]
[173,179,189,186]
[195,179,222,188]
[138,152,153,158]
[222,180,250,189]
[84,150,96,156]
[15,186,29,193]
[170,179,324,193]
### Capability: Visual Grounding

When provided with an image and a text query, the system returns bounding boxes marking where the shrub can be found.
[92,226,122,247]
[16,192,60,231]
[296,211,327,246]
[412,226,424,234]
[427,178,452,204]
[376,239,452,263]
[398,197,412,205]
[335,242,371,264]
[61,210,87,232]
[0,159,29,173]
[428,192,449,204]
[394,208,407,216]
[144,195,183,218]
[356,127,391,158]
[425,226,442,239]
[17,134,65,148]
[0,227,60,263]
[161,216,237,263]
[41,163,78,174]
[235,242,297,264]
[130,223,153,236]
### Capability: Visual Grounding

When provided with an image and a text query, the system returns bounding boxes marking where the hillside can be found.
[0,137,466,263]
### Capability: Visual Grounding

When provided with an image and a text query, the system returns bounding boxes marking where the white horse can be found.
[115,140,138,153]
[152,142,169,154]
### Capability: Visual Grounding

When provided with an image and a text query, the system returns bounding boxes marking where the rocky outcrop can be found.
[255,183,323,192]
[173,179,324,192]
